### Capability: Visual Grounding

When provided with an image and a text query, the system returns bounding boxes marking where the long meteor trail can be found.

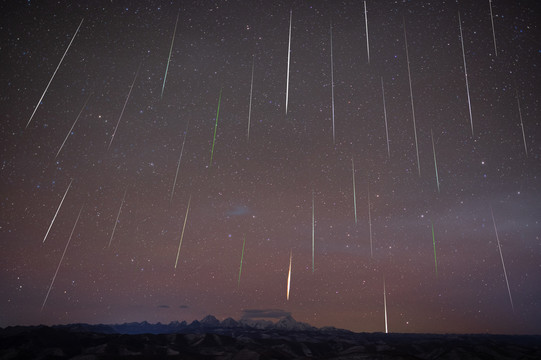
[108,62,141,150]
[383,277,388,333]
[403,19,420,176]
[161,11,180,99]
[489,0,498,57]
[458,11,474,136]
[368,182,373,257]
[238,235,246,287]
[285,10,292,114]
[209,89,222,167]
[431,130,440,193]
[330,20,336,144]
[432,222,438,277]
[352,158,357,224]
[516,90,528,156]
[43,179,73,243]
[364,1,370,63]
[170,121,189,203]
[108,189,127,248]
[41,204,83,311]
[381,77,390,159]
[175,195,191,269]
[26,19,84,129]
[247,55,254,142]
[287,249,292,300]
[491,208,514,312]
[312,191,315,273]
[56,94,92,159]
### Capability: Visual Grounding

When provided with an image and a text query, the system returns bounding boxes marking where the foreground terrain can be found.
[1,317,540,359]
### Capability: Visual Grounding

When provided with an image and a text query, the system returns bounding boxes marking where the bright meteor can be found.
[41,204,83,311]
[26,19,84,129]
[108,62,141,150]
[238,235,246,287]
[330,20,336,144]
[56,94,92,159]
[489,0,498,57]
[312,191,315,273]
[43,179,73,243]
[175,195,191,269]
[287,249,292,300]
[516,90,528,157]
[368,182,373,257]
[381,77,390,159]
[431,130,440,193]
[247,55,255,142]
[383,277,388,334]
[209,89,222,167]
[170,121,189,203]
[403,19,420,176]
[352,158,357,224]
[458,11,474,136]
[161,11,180,99]
[108,189,127,248]
[285,10,292,114]
[363,1,370,63]
[491,208,514,312]
[432,222,438,277]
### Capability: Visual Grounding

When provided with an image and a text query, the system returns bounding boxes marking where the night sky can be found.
[1,0,540,335]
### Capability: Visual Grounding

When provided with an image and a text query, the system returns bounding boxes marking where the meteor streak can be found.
[381,77,390,159]
[108,62,141,150]
[41,205,83,311]
[175,195,191,269]
[108,189,127,248]
[56,94,92,159]
[287,249,292,300]
[170,121,189,203]
[352,158,357,224]
[285,10,292,114]
[247,55,254,142]
[516,90,528,156]
[26,19,84,129]
[43,179,73,243]
[368,182,373,257]
[403,19,420,176]
[432,222,438,277]
[161,11,180,99]
[209,89,222,167]
[364,1,370,63]
[431,130,440,193]
[312,191,315,273]
[330,20,336,144]
[491,208,514,312]
[383,277,388,333]
[489,0,497,56]
[238,235,246,287]
[458,12,474,136]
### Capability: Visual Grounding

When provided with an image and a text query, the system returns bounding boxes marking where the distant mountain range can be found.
[47,314,338,335]
[2,316,540,359]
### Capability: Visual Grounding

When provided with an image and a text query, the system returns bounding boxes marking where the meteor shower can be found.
[1,0,540,338]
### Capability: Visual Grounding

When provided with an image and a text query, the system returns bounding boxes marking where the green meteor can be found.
[161,11,179,99]
[238,235,246,287]
[209,88,222,167]
[432,222,438,277]
[352,158,357,224]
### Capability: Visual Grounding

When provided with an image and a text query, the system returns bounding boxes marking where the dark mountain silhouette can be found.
[1,315,540,359]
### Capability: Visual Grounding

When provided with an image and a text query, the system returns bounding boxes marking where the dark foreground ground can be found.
[1,326,540,360]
